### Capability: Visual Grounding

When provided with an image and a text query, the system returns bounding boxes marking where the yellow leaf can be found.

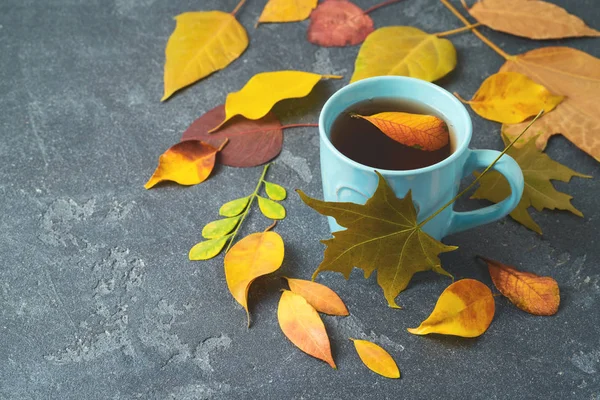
[202,216,241,239]
[351,26,456,83]
[277,290,336,368]
[162,11,248,101]
[456,72,563,124]
[209,71,341,132]
[257,196,286,220]
[408,279,495,338]
[189,236,229,261]
[219,196,250,217]
[224,231,284,325]
[144,140,224,189]
[257,0,317,25]
[351,339,400,379]
[353,112,449,151]
[284,278,349,316]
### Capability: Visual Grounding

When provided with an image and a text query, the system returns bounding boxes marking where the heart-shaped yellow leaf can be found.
[456,72,563,124]
[209,71,341,132]
[351,339,400,379]
[353,112,449,151]
[408,279,495,337]
[351,26,456,83]
[284,278,349,316]
[224,231,284,326]
[257,0,317,25]
[162,11,248,101]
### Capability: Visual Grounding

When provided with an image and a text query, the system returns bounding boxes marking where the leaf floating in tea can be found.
[468,0,600,40]
[456,72,563,124]
[298,172,456,308]
[307,0,374,47]
[351,339,400,379]
[277,290,336,368]
[408,279,495,338]
[471,134,590,234]
[479,256,560,316]
[351,26,456,83]
[257,0,318,25]
[353,112,449,151]
[500,47,600,161]
[284,278,349,316]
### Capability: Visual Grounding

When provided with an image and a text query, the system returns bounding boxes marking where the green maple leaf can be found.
[297,172,456,308]
[472,134,591,235]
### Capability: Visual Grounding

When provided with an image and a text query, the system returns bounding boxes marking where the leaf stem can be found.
[264,220,277,232]
[217,138,229,152]
[225,163,271,253]
[417,110,544,229]
[453,92,470,104]
[231,0,246,16]
[364,0,404,14]
[439,0,513,60]
[435,23,481,37]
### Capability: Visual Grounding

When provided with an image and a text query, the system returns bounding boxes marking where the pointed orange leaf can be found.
[351,339,400,379]
[277,290,336,368]
[353,112,449,151]
[408,279,495,337]
[224,231,284,326]
[479,256,560,316]
[284,278,349,316]
[144,140,226,189]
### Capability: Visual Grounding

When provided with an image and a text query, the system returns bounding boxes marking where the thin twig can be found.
[435,22,481,37]
[231,0,246,16]
[364,0,405,14]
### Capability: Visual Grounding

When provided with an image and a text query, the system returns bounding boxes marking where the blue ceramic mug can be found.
[319,76,524,240]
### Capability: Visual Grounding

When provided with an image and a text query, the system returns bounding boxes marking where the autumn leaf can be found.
[209,71,341,132]
[307,0,374,47]
[220,196,250,217]
[257,0,317,25]
[264,182,287,201]
[468,0,600,40]
[351,339,400,379]
[455,72,563,124]
[353,112,450,151]
[162,6,248,101]
[277,290,336,368]
[284,278,349,316]
[298,172,456,308]
[224,230,284,326]
[144,140,227,189]
[472,134,591,234]
[500,47,600,161]
[350,26,456,83]
[479,256,560,316]
[408,279,495,337]
[257,196,286,220]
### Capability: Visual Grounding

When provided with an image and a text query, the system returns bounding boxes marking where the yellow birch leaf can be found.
[284,277,349,316]
[257,0,318,25]
[224,231,284,325]
[209,71,341,132]
[408,279,495,338]
[351,26,456,83]
[353,112,449,151]
[456,72,563,124]
[351,339,400,379]
[162,11,248,101]
[278,290,336,368]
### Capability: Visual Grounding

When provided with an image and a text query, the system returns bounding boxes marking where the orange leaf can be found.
[284,277,349,316]
[144,140,226,189]
[479,256,560,316]
[224,231,284,326]
[353,112,449,151]
[307,0,374,47]
[277,290,336,368]
[408,279,495,337]
[351,339,400,379]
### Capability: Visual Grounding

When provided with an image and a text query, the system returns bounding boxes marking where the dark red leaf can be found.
[181,105,283,168]
[307,0,374,47]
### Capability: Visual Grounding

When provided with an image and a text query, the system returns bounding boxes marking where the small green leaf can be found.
[202,216,241,239]
[264,181,287,201]
[189,236,229,260]
[257,196,286,220]
[220,196,250,217]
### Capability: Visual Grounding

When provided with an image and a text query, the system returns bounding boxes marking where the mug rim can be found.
[319,76,473,176]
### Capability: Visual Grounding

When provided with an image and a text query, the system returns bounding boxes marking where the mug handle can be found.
[445,149,524,236]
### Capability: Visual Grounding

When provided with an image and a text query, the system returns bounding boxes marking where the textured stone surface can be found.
[1,0,599,399]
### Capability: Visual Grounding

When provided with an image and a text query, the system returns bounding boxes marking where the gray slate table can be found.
[1,1,599,399]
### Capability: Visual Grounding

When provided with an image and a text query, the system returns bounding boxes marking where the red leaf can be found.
[181,105,283,168]
[307,0,374,47]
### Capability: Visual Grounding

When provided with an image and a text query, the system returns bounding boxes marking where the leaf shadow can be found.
[271,82,338,123]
